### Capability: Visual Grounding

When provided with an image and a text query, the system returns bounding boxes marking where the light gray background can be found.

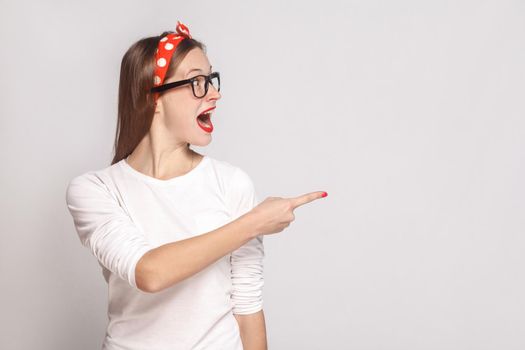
[1,0,524,349]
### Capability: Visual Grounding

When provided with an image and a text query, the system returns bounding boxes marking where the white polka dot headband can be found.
[151,20,192,103]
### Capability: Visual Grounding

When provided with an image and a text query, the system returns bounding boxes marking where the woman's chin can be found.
[189,136,212,147]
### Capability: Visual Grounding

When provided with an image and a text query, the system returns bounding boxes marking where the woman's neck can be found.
[126,140,203,181]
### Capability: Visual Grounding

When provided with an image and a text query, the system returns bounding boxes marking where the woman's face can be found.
[155,47,221,147]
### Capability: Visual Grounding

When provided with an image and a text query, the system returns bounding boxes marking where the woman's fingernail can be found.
[321,192,328,198]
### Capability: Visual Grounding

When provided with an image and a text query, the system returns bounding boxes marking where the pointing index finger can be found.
[289,191,327,209]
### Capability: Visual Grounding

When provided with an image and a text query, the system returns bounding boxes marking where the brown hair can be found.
[110,32,206,165]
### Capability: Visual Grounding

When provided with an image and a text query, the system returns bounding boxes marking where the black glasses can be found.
[150,71,220,98]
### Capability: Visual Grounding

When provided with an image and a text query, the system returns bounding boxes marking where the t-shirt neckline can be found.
[119,155,209,186]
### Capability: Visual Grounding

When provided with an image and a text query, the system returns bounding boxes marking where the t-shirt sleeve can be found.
[65,173,154,291]
[227,167,265,315]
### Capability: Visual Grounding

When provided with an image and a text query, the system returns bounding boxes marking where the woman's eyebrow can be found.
[186,65,213,76]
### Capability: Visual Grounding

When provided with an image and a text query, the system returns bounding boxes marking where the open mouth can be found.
[197,112,212,127]
[196,108,215,132]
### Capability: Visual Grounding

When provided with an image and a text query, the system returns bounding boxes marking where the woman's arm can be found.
[234,309,268,350]
[227,167,267,348]
[136,211,259,293]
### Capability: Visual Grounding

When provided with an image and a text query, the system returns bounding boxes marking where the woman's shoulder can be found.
[66,161,124,202]
[70,159,122,183]
[206,155,253,183]
[205,156,256,202]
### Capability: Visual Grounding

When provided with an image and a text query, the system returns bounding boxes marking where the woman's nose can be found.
[206,84,221,100]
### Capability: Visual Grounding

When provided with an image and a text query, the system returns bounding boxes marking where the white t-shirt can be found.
[65,155,264,350]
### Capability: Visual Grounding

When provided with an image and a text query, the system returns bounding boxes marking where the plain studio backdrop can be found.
[1,0,524,349]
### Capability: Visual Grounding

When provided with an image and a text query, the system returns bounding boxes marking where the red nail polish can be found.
[321,192,328,197]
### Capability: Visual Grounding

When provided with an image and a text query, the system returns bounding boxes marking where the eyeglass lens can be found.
[192,74,220,98]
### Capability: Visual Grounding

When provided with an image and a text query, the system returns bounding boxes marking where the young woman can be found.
[65,21,327,350]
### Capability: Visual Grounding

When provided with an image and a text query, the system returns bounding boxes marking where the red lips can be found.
[196,106,215,133]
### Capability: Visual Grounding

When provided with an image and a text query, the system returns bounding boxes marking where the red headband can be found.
[152,20,192,103]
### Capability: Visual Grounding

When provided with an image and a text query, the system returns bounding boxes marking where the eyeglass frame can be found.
[150,71,221,98]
